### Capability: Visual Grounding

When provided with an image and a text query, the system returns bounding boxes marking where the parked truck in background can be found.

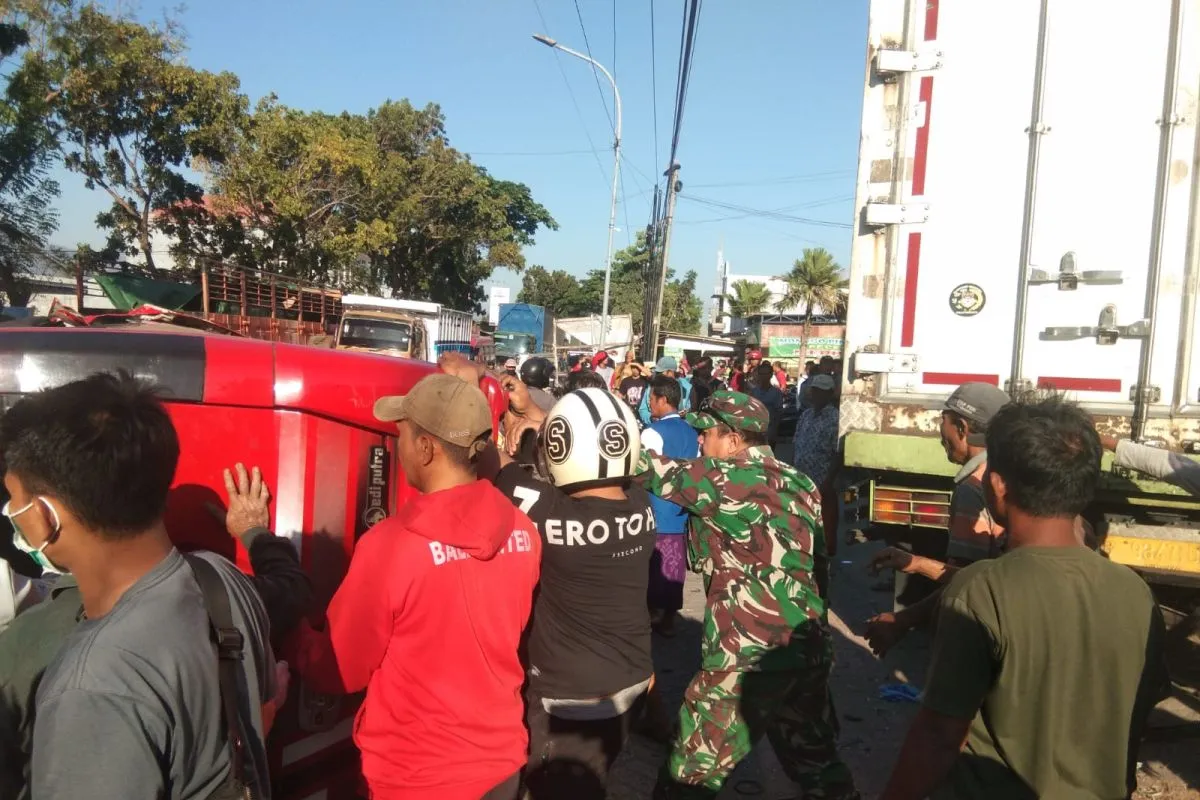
[70,262,474,363]
[554,314,635,367]
[336,295,472,363]
[495,302,554,365]
[840,0,1200,630]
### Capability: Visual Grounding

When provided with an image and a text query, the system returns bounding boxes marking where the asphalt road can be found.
[607,535,1199,799]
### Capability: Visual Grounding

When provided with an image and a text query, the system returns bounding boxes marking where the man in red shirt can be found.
[286,374,541,800]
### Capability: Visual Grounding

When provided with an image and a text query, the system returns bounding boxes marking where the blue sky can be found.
[53,0,868,308]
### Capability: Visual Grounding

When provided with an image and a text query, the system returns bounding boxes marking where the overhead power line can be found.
[650,0,660,172]
[469,148,607,157]
[620,153,658,190]
[675,195,855,225]
[612,0,618,91]
[620,174,633,248]
[679,193,853,229]
[531,0,610,189]
[573,0,615,131]
[667,0,703,169]
[687,169,857,189]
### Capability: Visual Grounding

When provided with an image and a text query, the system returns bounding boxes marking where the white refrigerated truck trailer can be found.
[839,0,1200,623]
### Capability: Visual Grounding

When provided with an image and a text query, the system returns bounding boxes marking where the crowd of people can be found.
[0,345,1188,800]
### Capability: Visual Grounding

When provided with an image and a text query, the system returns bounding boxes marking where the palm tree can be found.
[724,279,772,319]
[776,247,848,361]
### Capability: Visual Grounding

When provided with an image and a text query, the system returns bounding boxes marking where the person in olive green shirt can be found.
[882,397,1168,800]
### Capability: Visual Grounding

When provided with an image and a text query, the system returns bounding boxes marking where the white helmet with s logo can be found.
[540,388,641,491]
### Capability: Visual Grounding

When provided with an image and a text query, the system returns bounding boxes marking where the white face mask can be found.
[4,498,67,576]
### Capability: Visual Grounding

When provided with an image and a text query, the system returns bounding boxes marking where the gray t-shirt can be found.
[32,549,275,799]
[529,386,557,413]
[1114,439,1200,496]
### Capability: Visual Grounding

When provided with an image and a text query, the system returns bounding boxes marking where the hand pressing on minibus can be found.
[206,462,271,539]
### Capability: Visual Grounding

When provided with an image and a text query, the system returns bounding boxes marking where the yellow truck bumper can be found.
[1103,531,1200,585]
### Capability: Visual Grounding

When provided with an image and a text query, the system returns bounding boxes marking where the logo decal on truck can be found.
[949,283,986,317]
[363,445,389,529]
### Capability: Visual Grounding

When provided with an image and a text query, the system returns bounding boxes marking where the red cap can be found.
[748,349,763,360]
[591,351,609,368]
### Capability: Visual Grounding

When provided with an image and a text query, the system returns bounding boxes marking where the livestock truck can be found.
[63,262,474,363]
[839,0,1200,632]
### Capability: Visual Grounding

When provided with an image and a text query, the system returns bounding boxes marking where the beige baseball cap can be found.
[373,374,492,451]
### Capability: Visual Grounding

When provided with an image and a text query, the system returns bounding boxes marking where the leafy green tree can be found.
[0,1,65,305]
[725,279,771,319]
[575,233,702,335]
[196,98,556,307]
[660,267,703,334]
[47,6,246,270]
[776,247,848,360]
[517,265,590,317]
[175,97,389,281]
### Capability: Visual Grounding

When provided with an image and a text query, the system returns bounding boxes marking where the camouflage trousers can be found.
[653,656,858,799]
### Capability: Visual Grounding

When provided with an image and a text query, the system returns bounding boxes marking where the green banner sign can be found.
[767,336,843,359]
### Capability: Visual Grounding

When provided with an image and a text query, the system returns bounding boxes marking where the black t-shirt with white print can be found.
[618,376,649,409]
[493,464,655,700]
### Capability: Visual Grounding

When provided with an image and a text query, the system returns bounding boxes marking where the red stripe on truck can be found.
[901,77,935,349]
[923,372,1000,387]
[896,0,937,352]
[912,78,934,197]
[1037,376,1123,393]
[900,233,922,347]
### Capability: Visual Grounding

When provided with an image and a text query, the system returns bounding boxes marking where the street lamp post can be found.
[533,33,622,353]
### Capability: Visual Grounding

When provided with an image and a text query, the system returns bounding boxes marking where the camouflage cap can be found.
[685,389,769,433]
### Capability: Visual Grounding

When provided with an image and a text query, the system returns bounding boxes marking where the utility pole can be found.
[649,162,681,359]
[640,185,663,361]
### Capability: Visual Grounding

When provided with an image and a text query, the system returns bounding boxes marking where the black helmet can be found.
[519,356,554,389]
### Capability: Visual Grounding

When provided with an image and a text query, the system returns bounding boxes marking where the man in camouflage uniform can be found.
[635,390,858,800]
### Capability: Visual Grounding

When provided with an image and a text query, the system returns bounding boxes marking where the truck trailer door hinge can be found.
[1004,379,1034,396]
[1028,251,1123,290]
[1129,384,1162,404]
[852,351,919,376]
[1041,305,1149,345]
[874,47,945,80]
[864,201,930,227]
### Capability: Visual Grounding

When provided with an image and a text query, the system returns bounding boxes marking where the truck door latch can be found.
[873,48,945,81]
[1129,384,1162,404]
[1041,304,1149,345]
[1004,379,1034,396]
[1028,251,1123,290]
[864,201,931,227]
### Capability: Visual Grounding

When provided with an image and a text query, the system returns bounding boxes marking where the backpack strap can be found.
[184,554,250,792]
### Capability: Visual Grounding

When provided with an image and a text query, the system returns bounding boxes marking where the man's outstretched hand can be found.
[207,463,271,539]
[868,546,919,575]
[439,352,486,384]
[865,611,910,658]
